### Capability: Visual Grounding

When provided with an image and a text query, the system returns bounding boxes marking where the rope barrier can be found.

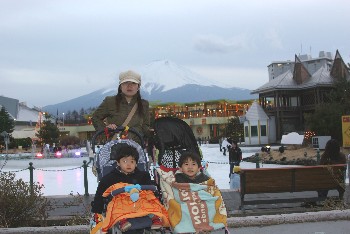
[2,165,86,173]
[1,159,255,174]
[1,168,28,173]
[35,166,83,172]
[0,153,9,172]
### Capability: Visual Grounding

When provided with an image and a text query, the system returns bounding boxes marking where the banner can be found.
[342,115,350,147]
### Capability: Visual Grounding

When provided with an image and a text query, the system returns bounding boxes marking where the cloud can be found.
[264,28,283,50]
[189,65,267,90]
[193,34,248,54]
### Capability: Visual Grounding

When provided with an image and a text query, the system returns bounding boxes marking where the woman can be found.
[92,70,150,144]
[320,139,346,165]
[318,139,346,199]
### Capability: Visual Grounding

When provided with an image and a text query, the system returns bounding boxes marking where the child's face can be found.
[117,155,137,174]
[180,158,200,179]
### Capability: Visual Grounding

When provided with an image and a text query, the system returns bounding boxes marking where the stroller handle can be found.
[91,126,144,153]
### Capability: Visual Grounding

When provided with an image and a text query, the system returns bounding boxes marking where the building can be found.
[252,50,350,141]
[152,99,253,141]
[243,101,275,145]
[268,51,333,81]
[0,96,41,139]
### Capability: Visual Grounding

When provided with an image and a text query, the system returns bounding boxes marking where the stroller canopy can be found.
[154,117,201,168]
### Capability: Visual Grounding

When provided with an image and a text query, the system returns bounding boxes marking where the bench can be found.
[240,164,346,210]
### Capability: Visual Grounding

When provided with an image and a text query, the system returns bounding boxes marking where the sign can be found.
[342,115,350,147]
[201,118,206,125]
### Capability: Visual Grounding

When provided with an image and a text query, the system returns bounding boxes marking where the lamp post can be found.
[62,113,65,126]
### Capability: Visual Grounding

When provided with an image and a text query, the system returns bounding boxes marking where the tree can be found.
[328,77,350,114]
[304,103,343,140]
[0,107,15,147]
[35,113,60,146]
[305,77,350,141]
[0,106,15,134]
[225,116,244,142]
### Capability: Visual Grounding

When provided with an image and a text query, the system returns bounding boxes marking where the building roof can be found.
[0,96,19,119]
[17,103,40,123]
[252,50,349,95]
[245,101,269,121]
[251,66,333,94]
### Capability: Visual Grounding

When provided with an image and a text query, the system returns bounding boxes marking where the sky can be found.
[3,144,349,196]
[1,0,350,107]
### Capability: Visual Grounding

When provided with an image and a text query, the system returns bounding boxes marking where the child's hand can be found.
[90,213,102,229]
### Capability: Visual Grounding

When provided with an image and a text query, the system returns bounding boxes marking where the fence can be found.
[1,160,91,196]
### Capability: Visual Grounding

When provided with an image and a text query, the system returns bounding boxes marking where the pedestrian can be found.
[221,137,230,156]
[91,70,151,144]
[86,141,94,165]
[197,137,201,146]
[230,166,241,191]
[318,139,346,199]
[228,141,242,178]
[95,145,101,155]
[219,137,223,152]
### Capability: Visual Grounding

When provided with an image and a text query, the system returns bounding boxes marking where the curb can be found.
[227,209,350,228]
[1,209,349,233]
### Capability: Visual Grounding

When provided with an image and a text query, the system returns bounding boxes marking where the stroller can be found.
[90,126,170,234]
[153,117,228,234]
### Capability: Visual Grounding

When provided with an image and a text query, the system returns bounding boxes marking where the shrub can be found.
[0,172,52,228]
[64,192,91,226]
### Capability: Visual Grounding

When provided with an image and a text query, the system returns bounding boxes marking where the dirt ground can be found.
[259,145,350,162]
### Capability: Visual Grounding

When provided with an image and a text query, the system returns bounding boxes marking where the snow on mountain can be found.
[140,60,228,94]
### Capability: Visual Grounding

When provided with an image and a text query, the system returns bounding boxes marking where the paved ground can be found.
[1,185,349,233]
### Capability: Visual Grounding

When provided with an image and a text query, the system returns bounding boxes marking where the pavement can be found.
[1,185,349,233]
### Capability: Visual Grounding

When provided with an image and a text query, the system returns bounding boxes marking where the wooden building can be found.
[251,50,350,141]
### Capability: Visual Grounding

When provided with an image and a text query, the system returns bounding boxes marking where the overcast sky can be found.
[1,0,349,107]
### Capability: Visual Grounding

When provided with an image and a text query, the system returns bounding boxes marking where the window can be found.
[245,126,249,137]
[251,126,258,137]
[261,125,267,136]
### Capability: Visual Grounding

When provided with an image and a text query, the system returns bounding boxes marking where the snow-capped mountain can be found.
[141,60,229,94]
[43,60,257,114]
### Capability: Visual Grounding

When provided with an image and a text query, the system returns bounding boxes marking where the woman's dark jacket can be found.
[229,147,242,162]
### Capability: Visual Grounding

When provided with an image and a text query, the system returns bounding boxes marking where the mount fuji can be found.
[43,60,257,114]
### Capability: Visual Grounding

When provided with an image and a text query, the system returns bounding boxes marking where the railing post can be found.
[316,148,320,164]
[28,162,34,195]
[83,160,89,196]
[255,153,260,168]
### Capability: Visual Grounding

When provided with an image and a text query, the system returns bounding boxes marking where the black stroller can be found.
[153,117,202,169]
[152,117,229,234]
